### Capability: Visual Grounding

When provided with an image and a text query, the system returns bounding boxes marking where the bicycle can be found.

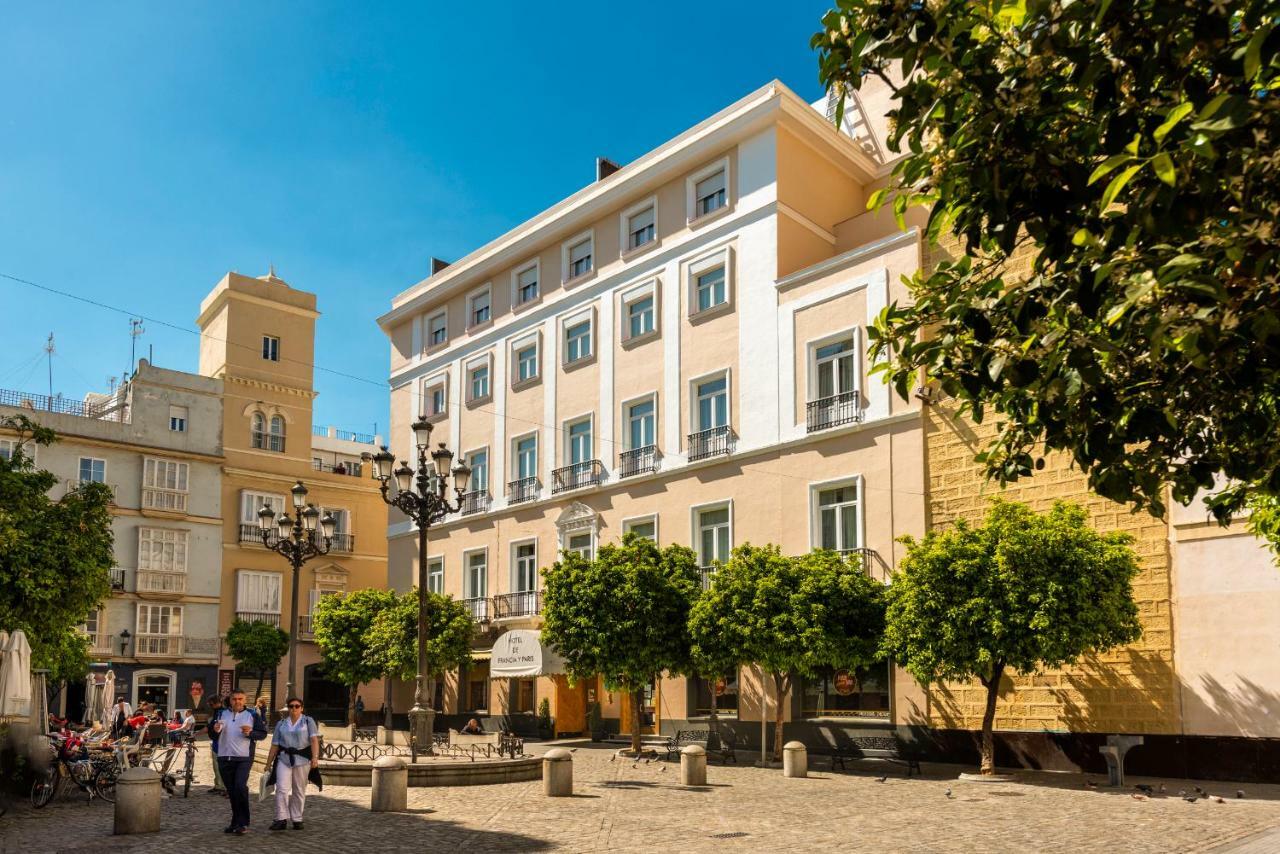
[30,734,111,808]
[140,732,198,797]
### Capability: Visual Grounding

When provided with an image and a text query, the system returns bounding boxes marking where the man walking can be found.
[212,690,267,834]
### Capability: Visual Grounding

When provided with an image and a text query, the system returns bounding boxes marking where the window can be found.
[467,449,489,493]
[695,376,728,431]
[236,570,282,615]
[142,458,189,511]
[566,235,593,280]
[423,378,448,419]
[514,435,538,480]
[564,320,592,364]
[514,679,535,713]
[691,669,739,718]
[514,542,538,591]
[802,662,891,720]
[138,528,189,574]
[468,287,492,327]
[262,335,280,361]
[567,419,592,465]
[694,265,727,313]
[78,457,106,484]
[240,490,285,525]
[627,295,655,339]
[515,263,539,305]
[626,398,656,449]
[696,505,731,566]
[428,311,448,347]
[268,415,285,452]
[815,336,857,399]
[83,608,103,640]
[319,506,350,535]
[626,205,655,251]
[427,557,444,595]
[0,439,20,461]
[514,340,540,385]
[566,533,593,561]
[168,405,187,433]
[622,515,657,542]
[308,588,340,620]
[251,413,265,448]
[469,364,490,402]
[816,484,860,552]
[693,169,727,218]
[465,550,487,599]
[137,604,182,636]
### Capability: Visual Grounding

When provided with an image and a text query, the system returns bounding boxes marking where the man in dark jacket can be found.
[212,690,268,834]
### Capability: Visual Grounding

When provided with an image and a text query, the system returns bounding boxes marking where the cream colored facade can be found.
[377,81,928,736]
[197,270,389,720]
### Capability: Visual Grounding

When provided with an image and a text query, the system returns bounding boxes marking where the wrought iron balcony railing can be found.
[235,611,281,627]
[618,445,660,478]
[298,614,314,638]
[806,390,863,433]
[311,459,364,478]
[493,591,541,620]
[551,460,604,493]
[109,568,126,590]
[506,477,540,505]
[459,490,491,516]
[687,425,735,462]
[837,547,892,583]
[463,597,490,624]
[698,565,719,590]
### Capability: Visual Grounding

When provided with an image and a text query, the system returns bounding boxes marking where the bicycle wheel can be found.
[93,764,119,803]
[180,745,194,798]
[30,766,58,809]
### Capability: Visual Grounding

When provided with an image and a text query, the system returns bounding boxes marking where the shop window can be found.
[800,662,891,720]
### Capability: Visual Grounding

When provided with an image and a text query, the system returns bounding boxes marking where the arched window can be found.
[269,415,286,452]
[251,413,266,449]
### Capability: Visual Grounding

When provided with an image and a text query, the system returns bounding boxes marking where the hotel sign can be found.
[490,630,566,678]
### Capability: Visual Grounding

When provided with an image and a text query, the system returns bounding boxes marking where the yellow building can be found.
[197,269,389,721]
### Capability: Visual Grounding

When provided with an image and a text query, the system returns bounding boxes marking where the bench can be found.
[816,736,921,777]
[662,730,737,764]
[1099,734,1143,787]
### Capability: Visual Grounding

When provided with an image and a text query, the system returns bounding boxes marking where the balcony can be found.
[251,430,286,453]
[238,523,266,546]
[141,488,187,513]
[136,570,187,595]
[63,479,118,504]
[84,632,112,657]
[235,611,281,627]
[493,591,541,620]
[506,477,540,506]
[618,445,661,479]
[109,568,126,590]
[240,524,351,553]
[463,597,490,624]
[298,614,314,639]
[459,490,491,517]
[312,459,364,478]
[807,390,863,433]
[313,424,377,445]
[0,386,128,422]
[838,547,892,583]
[551,460,604,494]
[134,634,181,657]
[698,565,718,590]
[688,425,735,462]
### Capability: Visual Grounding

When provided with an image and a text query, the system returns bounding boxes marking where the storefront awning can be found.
[489,630,566,678]
[469,650,492,662]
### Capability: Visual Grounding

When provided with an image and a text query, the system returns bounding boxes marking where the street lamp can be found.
[362,419,470,760]
[257,480,336,704]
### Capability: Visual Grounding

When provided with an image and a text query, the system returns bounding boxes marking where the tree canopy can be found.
[364,589,473,688]
[882,500,1142,773]
[815,0,1280,523]
[224,618,289,702]
[312,588,396,723]
[0,415,113,683]
[540,534,699,754]
[689,545,885,760]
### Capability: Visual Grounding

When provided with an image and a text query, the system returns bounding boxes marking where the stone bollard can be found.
[680,744,707,786]
[782,741,807,778]
[371,756,408,812]
[114,767,162,835]
[543,748,573,796]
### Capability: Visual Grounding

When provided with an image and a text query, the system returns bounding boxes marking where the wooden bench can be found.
[815,736,921,777]
[662,730,737,764]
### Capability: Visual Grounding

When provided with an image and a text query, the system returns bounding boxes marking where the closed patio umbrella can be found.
[30,671,48,733]
[0,630,32,720]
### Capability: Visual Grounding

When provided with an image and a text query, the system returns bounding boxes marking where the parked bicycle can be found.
[30,734,115,808]
[140,731,198,798]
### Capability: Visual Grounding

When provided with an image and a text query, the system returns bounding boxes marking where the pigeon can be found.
[945,788,953,799]
[875,775,888,783]
[1194,786,1207,796]
[569,748,578,753]
[660,765,667,772]
[1135,784,1154,794]
[1184,796,1198,803]
[1084,779,1098,789]
[1237,790,1246,799]
[644,758,651,765]
[1213,796,1226,804]
[1131,793,1149,801]
[632,763,639,769]
[1178,789,1187,798]
[609,755,616,763]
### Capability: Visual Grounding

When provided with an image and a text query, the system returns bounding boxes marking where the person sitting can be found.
[461,718,484,735]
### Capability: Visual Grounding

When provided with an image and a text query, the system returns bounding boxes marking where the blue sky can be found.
[0,2,831,435]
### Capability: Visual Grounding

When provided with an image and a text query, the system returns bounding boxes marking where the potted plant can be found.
[537,698,554,739]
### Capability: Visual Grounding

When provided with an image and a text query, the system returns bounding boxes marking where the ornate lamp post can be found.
[256,480,336,705]
[364,419,469,760]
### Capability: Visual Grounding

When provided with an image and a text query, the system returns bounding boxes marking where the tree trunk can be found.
[979,661,1005,775]
[255,668,267,711]
[383,678,393,731]
[771,672,790,762]
[630,686,645,756]
[348,684,359,726]
[708,676,719,740]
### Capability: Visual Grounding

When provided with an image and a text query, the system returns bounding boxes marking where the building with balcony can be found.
[376,80,927,738]
[197,269,390,722]
[0,362,225,718]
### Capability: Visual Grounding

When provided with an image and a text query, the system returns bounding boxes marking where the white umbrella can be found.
[0,630,31,720]
[30,671,48,733]
[0,631,9,720]
[101,669,116,728]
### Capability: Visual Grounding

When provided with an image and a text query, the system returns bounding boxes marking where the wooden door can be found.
[553,676,586,736]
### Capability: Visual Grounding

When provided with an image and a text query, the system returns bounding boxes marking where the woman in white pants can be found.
[265,697,319,831]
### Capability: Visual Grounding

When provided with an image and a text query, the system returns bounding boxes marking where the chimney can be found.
[430,257,451,275]
[596,157,622,181]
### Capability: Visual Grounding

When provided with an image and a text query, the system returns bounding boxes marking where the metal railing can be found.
[838,547,892,583]
[463,597,490,624]
[109,568,126,590]
[506,477,540,505]
[297,615,314,638]
[235,611,281,627]
[551,460,604,493]
[251,430,286,453]
[0,386,129,421]
[141,487,188,512]
[806,390,863,433]
[135,634,181,657]
[238,523,265,545]
[84,632,112,656]
[136,570,187,595]
[239,523,351,552]
[618,445,661,478]
[698,565,719,590]
[330,532,355,553]
[459,490,491,516]
[312,459,364,477]
[63,479,118,503]
[687,425,735,462]
[493,591,541,619]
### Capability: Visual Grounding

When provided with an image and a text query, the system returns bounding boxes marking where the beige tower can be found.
[198,269,388,723]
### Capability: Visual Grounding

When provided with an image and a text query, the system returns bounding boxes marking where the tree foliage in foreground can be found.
[224,619,289,704]
[0,415,113,684]
[312,588,396,724]
[883,501,1141,774]
[690,546,885,761]
[815,0,1280,524]
[540,534,698,755]
[364,589,473,705]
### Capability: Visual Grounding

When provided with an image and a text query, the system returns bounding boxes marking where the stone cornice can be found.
[223,374,318,400]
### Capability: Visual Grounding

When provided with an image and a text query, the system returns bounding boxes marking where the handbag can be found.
[258,753,278,802]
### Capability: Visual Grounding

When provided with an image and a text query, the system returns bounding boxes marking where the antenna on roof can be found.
[44,332,55,399]
[129,318,145,374]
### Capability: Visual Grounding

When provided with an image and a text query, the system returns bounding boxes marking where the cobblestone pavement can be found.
[3,741,1279,854]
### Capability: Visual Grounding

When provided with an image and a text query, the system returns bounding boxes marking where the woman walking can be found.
[265,697,319,831]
